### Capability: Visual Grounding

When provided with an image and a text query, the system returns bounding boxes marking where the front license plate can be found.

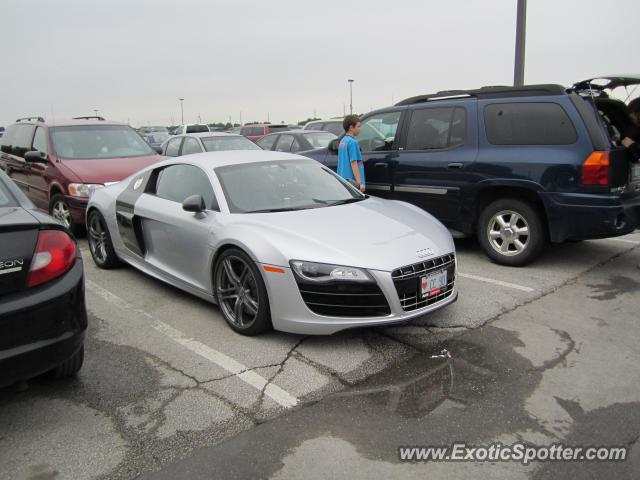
[421,270,448,298]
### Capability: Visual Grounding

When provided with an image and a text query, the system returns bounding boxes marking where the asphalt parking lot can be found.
[1,232,639,479]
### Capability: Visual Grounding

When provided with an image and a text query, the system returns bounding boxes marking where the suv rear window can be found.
[484,102,577,145]
[50,125,154,159]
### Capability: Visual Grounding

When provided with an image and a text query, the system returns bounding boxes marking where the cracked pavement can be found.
[1,233,639,479]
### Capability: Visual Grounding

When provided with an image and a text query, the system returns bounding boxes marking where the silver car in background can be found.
[86,151,457,335]
[161,132,261,157]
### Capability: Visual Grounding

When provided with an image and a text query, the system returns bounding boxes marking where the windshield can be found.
[51,125,154,159]
[186,125,210,133]
[0,176,18,207]
[215,159,364,213]
[303,132,337,149]
[146,133,170,144]
[201,136,261,152]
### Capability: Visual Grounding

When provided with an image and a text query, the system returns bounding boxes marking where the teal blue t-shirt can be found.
[337,135,364,185]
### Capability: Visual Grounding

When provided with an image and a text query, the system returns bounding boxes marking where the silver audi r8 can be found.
[86,151,457,335]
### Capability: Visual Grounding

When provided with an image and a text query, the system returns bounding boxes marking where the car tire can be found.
[50,194,83,236]
[214,248,272,335]
[477,198,546,267]
[51,345,84,379]
[87,210,121,269]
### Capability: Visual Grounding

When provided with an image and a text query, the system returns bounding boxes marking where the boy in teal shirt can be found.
[337,115,365,192]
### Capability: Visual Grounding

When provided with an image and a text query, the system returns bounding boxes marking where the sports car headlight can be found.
[68,183,104,198]
[290,260,373,283]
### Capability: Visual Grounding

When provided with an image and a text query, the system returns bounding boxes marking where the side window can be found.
[484,102,578,145]
[307,123,322,130]
[325,122,344,136]
[240,127,251,136]
[12,124,37,157]
[155,164,215,208]
[164,137,182,157]
[181,137,203,156]
[275,134,294,152]
[357,111,401,152]
[405,107,467,150]
[32,127,49,154]
[257,135,278,150]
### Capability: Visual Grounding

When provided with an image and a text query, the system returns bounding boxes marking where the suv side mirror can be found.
[328,138,340,154]
[24,150,48,163]
[182,194,206,213]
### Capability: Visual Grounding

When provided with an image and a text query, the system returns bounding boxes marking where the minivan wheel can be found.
[87,210,121,269]
[477,198,546,267]
[50,194,82,236]
[214,248,272,335]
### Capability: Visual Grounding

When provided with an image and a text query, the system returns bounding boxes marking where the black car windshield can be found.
[201,136,261,152]
[215,159,364,213]
[303,132,337,148]
[51,125,154,159]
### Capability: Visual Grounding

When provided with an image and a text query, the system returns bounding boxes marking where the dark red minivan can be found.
[0,116,163,234]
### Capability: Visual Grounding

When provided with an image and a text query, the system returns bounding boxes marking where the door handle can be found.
[447,162,463,169]
[374,162,387,168]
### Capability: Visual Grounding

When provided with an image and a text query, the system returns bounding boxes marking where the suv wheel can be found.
[50,194,82,236]
[477,198,546,267]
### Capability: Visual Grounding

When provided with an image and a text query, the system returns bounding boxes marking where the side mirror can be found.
[24,150,48,163]
[182,194,206,213]
[153,146,163,154]
[328,138,340,154]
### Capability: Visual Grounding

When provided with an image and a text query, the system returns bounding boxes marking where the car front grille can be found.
[297,281,391,317]
[391,253,456,312]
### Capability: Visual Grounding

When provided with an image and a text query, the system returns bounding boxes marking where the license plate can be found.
[421,270,448,298]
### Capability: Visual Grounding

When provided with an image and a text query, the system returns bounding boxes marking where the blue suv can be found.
[304,78,640,266]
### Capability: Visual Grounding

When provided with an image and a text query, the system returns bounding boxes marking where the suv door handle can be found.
[447,162,463,169]
[374,162,387,168]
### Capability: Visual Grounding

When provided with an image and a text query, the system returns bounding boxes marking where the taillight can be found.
[27,230,76,288]
[581,151,609,186]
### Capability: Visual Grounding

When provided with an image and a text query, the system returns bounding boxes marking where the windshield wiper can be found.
[245,205,321,213]
[312,197,367,206]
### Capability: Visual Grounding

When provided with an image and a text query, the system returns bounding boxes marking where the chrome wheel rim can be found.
[216,256,259,329]
[52,200,71,228]
[88,214,109,263]
[487,210,530,256]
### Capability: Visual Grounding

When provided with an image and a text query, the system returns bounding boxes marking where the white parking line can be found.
[607,237,640,245]
[86,279,299,408]
[457,272,535,292]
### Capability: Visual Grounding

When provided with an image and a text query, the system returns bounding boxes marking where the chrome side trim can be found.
[395,186,447,195]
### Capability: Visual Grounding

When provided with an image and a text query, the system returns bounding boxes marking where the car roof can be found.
[396,84,567,106]
[306,119,342,124]
[180,132,243,138]
[11,118,128,127]
[259,130,329,138]
[155,150,313,169]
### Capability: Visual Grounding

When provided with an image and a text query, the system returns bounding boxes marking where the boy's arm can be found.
[348,141,365,191]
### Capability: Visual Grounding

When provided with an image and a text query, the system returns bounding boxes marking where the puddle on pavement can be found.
[332,348,497,419]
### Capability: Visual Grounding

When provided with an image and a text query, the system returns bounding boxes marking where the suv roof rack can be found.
[16,116,45,123]
[395,84,567,106]
[72,116,105,121]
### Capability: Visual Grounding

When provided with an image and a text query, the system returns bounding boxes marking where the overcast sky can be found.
[1,0,638,127]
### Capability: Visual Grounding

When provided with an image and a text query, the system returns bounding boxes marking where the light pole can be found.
[348,79,354,115]
[179,98,184,125]
[93,109,99,117]
[513,0,527,87]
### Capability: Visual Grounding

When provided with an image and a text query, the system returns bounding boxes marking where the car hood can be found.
[61,155,163,184]
[227,197,455,271]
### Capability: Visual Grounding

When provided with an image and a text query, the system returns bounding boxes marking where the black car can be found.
[256,130,337,154]
[0,169,86,387]
[303,77,640,266]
